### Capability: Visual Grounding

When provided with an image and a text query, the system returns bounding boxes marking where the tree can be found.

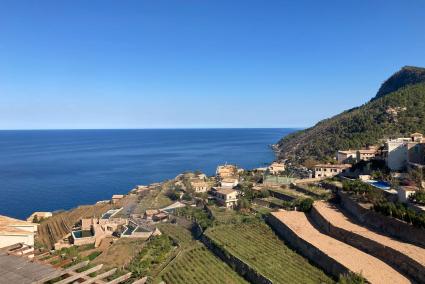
[32,214,39,223]
[238,198,250,209]
[182,192,192,201]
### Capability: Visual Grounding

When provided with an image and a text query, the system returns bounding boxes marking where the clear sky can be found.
[0,1,424,129]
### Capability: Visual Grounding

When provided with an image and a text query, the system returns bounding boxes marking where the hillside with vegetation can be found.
[275,66,425,163]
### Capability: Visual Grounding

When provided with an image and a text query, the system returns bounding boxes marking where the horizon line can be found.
[0,127,306,131]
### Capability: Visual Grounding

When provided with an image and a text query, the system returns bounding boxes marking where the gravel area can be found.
[272,210,411,284]
[314,201,425,266]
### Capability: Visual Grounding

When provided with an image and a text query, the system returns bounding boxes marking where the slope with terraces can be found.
[311,201,425,283]
[268,209,414,284]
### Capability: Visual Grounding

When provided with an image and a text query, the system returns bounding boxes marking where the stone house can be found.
[314,164,351,178]
[212,188,239,209]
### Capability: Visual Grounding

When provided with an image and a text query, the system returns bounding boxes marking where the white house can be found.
[213,188,239,209]
[268,162,285,174]
[0,215,38,248]
[314,164,351,178]
[220,177,239,189]
[386,133,425,171]
[397,186,421,203]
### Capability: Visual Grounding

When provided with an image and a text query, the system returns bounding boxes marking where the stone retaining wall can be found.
[201,234,273,284]
[310,205,424,283]
[337,190,425,247]
[268,190,295,201]
[266,214,347,280]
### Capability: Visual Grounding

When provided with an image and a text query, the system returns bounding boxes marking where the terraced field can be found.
[205,222,334,284]
[37,203,112,249]
[160,245,248,284]
[156,223,194,247]
[156,223,248,284]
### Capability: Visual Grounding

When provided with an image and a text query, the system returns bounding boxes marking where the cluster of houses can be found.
[313,132,425,207]
[315,132,425,179]
[55,198,188,250]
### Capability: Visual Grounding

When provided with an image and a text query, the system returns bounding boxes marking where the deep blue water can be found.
[0,129,295,219]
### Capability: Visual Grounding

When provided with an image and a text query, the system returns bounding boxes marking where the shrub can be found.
[182,193,192,201]
[339,272,366,284]
[165,189,180,201]
[373,201,425,228]
[409,190,425,205]
[297,198,314,212]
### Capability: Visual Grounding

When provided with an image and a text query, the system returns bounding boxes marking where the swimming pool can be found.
[72,229,94,239]
[366,180,391,190]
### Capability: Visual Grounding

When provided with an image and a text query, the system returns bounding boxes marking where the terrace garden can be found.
[205,221,334,284]
[160,244,248,284]
[156,223,248,284]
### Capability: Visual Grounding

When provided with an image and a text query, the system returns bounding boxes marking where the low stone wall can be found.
[266,214,347,280]
[268,190,295,202]
[291,185,322,198]
[201,234,273,284]
[310,205,424,283]
[337,190,425,247]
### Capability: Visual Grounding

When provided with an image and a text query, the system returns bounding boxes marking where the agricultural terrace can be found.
[294,184,332,199]
[269,187,309,199]
[208,206,254,225]
[156,223,194,247]
[128,235,176,279]
[205,222,334,284]
[91,237,145,271]
[36,203,112,249]
[160,244,248,284]
[133,183,175,215]
[156,223,248,284]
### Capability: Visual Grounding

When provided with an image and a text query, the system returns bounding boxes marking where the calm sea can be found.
[0,128,294,219]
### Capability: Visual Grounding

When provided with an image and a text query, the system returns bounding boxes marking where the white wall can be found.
[0,234,34,248]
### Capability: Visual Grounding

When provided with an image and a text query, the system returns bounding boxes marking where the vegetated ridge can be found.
[275,66,425,163]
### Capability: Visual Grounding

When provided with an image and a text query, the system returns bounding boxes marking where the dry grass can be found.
[36,203,112,249]
[91,237,146,271]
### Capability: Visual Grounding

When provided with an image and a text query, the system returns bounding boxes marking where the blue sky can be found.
[0,1,424,129]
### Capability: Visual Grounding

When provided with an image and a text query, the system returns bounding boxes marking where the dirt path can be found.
[314,201,425,266]
[271,210,411,284]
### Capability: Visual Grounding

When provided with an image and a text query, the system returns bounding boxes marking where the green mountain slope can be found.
[374,66,425,100]
[276,66,425,163]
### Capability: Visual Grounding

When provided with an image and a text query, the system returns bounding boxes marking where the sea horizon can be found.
[1,128,296,219]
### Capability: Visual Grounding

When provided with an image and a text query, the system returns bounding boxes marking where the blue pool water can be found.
[0,128,295,219]
[366,180,391,190]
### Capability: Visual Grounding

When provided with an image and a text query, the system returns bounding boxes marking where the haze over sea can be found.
[0,128,294,219]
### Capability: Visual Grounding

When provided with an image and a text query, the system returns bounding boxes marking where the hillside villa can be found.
[111,194,124,204]
[397,185,422,203]
[190,179,210,193]
[337,147,378,164]
[268,162,285,174]
[211,188,239,209]
[220,177,239,189]
[0,215,38,249]
[385,133,425,171]
[216,164,238,179]
[314,164,351,178]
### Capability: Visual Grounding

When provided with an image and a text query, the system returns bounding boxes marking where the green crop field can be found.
[205,222,334,284]
[160,244,248,284]
[156,223,247,284]
[156,223,194,247]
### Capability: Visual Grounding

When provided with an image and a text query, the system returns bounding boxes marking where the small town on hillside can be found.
[1,133,425,284]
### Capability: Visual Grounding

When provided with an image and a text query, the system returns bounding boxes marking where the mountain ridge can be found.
[275,66,425,163]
